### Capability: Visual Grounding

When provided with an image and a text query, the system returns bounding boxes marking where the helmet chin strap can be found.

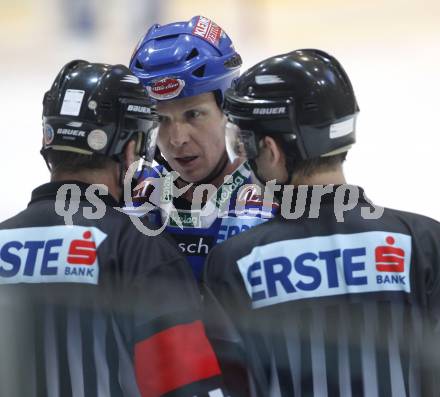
[117,154,129,206]
[116,153,144,207]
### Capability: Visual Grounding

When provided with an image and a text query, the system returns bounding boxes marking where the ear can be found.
[262,136,285,168]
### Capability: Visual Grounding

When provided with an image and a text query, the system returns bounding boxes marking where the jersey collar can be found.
[29,181,119,207]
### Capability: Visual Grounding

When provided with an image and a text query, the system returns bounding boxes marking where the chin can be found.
[181,169,213,183]
[180,173,203,183]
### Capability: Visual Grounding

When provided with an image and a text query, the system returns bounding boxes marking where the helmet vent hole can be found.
[135,59,143,69]
[224,54,243,68]
[156,34,179,42]
[192,65,206,78]
[303,101,318,111]
[186,48,199,60]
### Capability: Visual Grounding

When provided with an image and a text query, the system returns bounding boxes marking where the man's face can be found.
[156,92,227,182]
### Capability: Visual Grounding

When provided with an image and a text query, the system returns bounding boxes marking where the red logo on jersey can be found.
[236,186,261,205]
[67,231,97,266]
[147,77,185,100]
[375,236,405,272]
[236,185,279,210]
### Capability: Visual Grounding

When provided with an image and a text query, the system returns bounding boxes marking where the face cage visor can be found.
[224,96,295,162]
[121,115,159,167]
[225,121,261,163]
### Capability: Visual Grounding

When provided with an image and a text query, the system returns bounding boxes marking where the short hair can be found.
[293,152,347,178]
[45,150,116,176]
[265,134,347,178]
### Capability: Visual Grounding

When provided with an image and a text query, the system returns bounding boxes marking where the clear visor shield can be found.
[140,119,159,166]
[225,121,259,162]
[123,115,159,167]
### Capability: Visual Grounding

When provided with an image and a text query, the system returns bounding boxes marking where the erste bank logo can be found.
[0,226,107,285]
[237,231,412,309]
[375,236,405,273]
[67,230,97,266]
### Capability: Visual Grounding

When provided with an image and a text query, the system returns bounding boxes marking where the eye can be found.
[186,109,202,120]
[158,114,170,124]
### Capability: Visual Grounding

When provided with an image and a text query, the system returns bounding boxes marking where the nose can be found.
[167,121,190,148]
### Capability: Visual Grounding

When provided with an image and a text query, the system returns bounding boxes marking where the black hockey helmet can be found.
[223,49,359,166]
[42,60,159,164]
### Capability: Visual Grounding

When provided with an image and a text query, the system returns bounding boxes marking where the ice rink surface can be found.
[1,0,439,221]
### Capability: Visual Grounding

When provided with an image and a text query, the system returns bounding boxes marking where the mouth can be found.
[174,156,199,167]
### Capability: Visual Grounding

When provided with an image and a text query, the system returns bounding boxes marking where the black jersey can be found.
[0,181,225,397]
[204,186,440,397]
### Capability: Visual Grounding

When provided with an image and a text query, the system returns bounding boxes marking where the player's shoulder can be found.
[139,164,166,179]
[382,206,440,233]
[129,165,168,210]
[0,209,29,229]
[363,205,440,257]
[107,206,189,272]
[134,165,167,196]
[107,205,173,245]
[208,217,278,264]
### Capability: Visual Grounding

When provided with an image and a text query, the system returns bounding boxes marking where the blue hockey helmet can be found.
[129,16,242,103]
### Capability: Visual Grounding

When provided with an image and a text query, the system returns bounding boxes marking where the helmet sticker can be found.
[88,100,97,110]
[66,121,83,127]
[87,129,108,151]
[60,89,85,116]
[121,75,140,84]
[192,16,222,47]
[147,77,185,100]
[329,117,355,139]
[43,124,55,145]
[255,75,284,85]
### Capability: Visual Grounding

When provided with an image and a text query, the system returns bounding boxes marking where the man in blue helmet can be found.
[127,16,278,282]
